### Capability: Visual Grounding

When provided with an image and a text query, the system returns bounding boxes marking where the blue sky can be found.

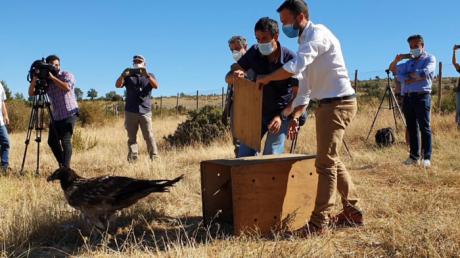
[0,0,459,98]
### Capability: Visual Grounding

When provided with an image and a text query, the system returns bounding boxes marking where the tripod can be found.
[20,84,54,175]
[365,69,406,142]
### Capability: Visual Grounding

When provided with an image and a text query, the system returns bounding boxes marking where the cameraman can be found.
[28,55,79,168]
[452,45,460,129]
[390,35,436,168]
[116,55,159,162]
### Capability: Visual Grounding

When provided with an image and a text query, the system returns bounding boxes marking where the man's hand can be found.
[405,78,417,85]
[140,68,149,77]
[287,118,300,140]
[408,72,420,79]
[3,116,9,126]
[268,115,282,135]
[48,72,57,81]
[121,68,130,78]
[256,74,271,90]
[394,54,404,63]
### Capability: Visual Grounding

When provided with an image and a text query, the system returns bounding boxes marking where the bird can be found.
[47,167,184,230]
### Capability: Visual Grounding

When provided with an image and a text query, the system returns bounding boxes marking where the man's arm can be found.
[28,77,36,96]
[146,74,159,89]
[453,47,460,72]
[2,102,9,125]
[49,73,71,92]
[116,68,130,88]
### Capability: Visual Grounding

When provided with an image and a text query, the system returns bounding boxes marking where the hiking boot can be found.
[331,207,364,228]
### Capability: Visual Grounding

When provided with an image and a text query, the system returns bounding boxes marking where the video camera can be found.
[124,67,147,77]
[27,59,59,90]
[455,45,460,50]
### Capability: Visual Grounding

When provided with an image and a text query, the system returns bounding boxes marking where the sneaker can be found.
[423,159,431,168]
[403,158,420,166]
[331,207,364,228]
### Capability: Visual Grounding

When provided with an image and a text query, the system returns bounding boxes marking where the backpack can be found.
[375,127,395,147]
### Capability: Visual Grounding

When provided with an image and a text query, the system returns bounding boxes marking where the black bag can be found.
[375,127,395,147]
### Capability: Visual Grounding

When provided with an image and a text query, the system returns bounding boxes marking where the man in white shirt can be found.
[257,0,362,235]
[0,81,10,172]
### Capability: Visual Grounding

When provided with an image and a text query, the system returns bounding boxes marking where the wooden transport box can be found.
[201,154,318,236]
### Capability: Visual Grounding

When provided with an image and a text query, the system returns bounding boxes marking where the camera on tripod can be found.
[27,59,59,91]
[455,45,460,50]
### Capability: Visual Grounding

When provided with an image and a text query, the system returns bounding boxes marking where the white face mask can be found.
[410,48,424,58]
[133,63,145,68]
[232,50,244,62]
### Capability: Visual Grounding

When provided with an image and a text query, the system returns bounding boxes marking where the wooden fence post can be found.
[176,93,179,115]
[354,69,358,93]
[438,62,443,112]
[160,96,163,117]
[196,90,199,110]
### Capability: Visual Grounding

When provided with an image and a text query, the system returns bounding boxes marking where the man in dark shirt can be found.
[116,55,159,161]
[452,45,460,129]
[234,17,299,157]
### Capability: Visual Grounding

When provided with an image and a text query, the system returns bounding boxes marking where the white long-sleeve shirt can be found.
[283,21,355,101]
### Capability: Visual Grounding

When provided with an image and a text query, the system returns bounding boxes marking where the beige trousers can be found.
[124,111,158,160]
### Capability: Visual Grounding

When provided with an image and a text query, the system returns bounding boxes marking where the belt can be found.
[317,94,356,105]
[405,92,430,97]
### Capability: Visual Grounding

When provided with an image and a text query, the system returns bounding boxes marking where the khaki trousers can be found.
[310,99,360,227]
[124,111,158,160]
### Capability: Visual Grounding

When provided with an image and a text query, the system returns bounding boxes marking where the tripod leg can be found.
[389,95,399,132]
[20,98,39,175]
[343,139,353,160]
[365,87,389,142]
[389,87,407,128]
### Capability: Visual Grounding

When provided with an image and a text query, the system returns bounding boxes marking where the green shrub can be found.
[73,129,98,152]
[164,105,228,147]
[78,102,112,127]
[6,100,33,133]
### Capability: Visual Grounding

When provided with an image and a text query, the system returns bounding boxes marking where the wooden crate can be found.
[233,78,262,152]
[201,154,317,236]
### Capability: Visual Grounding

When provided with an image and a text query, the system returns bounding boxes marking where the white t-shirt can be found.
[0,82,6,126]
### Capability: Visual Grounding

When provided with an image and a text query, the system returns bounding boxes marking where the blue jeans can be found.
[456,91,460,126]
[403,94,432,160]
[0,125,10,168]
[237,116,290,157]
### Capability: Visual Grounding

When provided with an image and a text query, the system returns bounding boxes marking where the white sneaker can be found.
[403,158,420,166]
[423,160,431,168]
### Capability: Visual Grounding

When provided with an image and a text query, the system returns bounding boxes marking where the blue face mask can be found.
[258,42,275,56]
[410,48,423,58]
[282,24,299,38]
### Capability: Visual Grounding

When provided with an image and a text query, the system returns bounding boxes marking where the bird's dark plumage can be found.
[47,167,183,229]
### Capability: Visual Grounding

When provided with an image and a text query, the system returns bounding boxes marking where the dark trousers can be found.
[403,93,432,160]
[48,115,77,168]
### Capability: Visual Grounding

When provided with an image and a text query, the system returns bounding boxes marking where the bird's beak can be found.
[46,175,54,182]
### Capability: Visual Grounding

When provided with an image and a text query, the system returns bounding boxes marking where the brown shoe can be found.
[331,207,364,228]
[291,222,326,237]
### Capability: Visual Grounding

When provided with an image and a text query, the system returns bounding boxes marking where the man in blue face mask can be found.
[232,17,300,158]
[389,35,436,168]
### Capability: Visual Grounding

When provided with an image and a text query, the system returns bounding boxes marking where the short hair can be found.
[407,34,424,44]
[228,36,248,49]
[45,55,60,64]
[254,17,279,37]
[277,0,309,19]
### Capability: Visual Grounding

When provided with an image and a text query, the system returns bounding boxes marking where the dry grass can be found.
[1,104,460,257]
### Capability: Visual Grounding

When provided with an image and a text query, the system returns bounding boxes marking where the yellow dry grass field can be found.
[1,104,459,257]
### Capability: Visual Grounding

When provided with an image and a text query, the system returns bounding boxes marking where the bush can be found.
[78,102,112,127]
[73,129,98,152]
[164,105,228,147]
[6,100,33,133]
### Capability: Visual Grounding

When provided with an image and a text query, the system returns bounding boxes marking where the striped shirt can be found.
[47,71,79,121]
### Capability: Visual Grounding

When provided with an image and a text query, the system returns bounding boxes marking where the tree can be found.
[0,80,12,100]
[87,88,98,100]
[74,87,84,101]
[14,93,25,101]
[105,91,123,101]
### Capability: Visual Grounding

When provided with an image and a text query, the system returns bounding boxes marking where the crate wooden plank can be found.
[200,161,233,224]
[230,156,317,236]
[233,78,262,152]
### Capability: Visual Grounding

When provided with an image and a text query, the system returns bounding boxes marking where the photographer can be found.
[28,55,79,168]
[116,55,159,162]
[0,81,10,173]
[452,45,460,129]
[390,35,436,168]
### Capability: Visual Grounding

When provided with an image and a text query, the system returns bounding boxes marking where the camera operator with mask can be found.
[389,35,436,168]
[28,55,79,169]
[116,55,159,162]
[452,44,460,129]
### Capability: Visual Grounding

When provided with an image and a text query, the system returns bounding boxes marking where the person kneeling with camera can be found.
[28,55,79,168]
